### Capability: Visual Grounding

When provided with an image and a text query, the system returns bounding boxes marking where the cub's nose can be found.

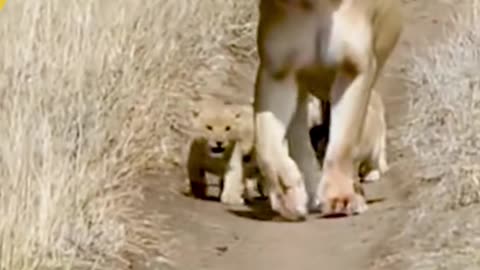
[215,141,223,147]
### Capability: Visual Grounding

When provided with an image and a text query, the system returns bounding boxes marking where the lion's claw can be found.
[269,182,308,221]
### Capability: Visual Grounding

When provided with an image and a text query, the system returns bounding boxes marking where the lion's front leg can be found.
[220,143,246,205]
[316,60,377,216]
[254,67,308,221]
[286,90,323,211]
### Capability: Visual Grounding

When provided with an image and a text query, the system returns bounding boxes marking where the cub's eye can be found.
[206,125,213,131]
[225,126,231,131]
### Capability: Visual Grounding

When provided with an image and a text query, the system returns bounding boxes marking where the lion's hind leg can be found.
[361,162,381,183]
[377,130,389,174]
[363,128,389,183]
[286,90,323,211]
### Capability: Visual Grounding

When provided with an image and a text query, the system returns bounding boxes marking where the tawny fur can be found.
[355,90,389,183]
[186,100,264,205]
[253,0,403,220]
[311,91,389,183]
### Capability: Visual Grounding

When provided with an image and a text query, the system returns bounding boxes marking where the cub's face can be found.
[192,105,242,159]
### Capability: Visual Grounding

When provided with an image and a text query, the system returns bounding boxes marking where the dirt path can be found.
[132,1,455,270]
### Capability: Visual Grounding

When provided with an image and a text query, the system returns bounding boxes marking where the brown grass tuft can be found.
[0,0,257,269]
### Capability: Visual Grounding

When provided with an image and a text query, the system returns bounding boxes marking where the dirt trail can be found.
[133,1,454,270]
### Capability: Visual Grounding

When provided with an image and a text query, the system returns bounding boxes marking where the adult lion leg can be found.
[220,143,246,205]
[286,89,322,210]
[254,67,308,221]
[317,62,377,216]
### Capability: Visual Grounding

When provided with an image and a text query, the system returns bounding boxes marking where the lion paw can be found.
[220,192,245,205]
[363,170,381,182]
[317,170,368,217]
[352,193,369,214]
[269,182,308,221]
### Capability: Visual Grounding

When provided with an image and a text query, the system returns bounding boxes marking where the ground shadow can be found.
[227,199,282,222]
[180,189,221,202]
[228,196,387,222]
[316,197,387,219]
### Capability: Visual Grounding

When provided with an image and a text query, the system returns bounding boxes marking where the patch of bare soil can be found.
[130,1,457,270]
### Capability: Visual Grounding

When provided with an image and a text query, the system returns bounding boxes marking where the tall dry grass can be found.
[375,0,480,268]
[0,0,257,269]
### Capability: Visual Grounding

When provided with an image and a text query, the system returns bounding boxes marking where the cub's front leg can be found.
[286,89,323,210]
[220,143,246,205]
[187,140,208,199]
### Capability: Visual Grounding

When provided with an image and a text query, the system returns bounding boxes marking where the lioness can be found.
[253,0,403,220]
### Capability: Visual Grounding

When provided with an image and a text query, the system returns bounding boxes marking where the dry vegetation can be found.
[375,1,480,269]
[0,0,256,269]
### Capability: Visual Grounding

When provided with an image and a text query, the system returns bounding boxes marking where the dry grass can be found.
[375,1,480,268]
[0,0,257,269]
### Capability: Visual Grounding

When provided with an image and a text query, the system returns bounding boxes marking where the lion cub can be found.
[311,91,389,183]
[187,99,262,205]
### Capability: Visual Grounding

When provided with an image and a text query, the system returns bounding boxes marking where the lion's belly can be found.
[297,66,336,101]
[294,9,353,101]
